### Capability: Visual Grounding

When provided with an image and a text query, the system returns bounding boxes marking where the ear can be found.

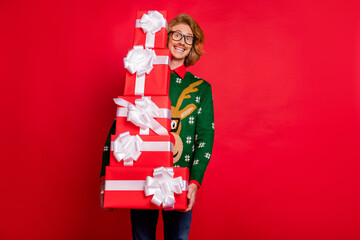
[180,104,197,119]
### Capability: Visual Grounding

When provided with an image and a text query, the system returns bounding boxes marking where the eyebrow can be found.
[173,30,194,37]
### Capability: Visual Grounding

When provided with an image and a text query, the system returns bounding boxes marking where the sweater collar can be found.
[170,64,186,79]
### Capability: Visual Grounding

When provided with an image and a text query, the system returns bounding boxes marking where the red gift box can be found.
[104,166,188,209]
[114,96,171,136]
[109,133,174,167]
[123,48,170,96]
[133,10,168,49]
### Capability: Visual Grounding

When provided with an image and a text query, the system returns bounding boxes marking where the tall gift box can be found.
[114,96,171,136]
[123,47,171,96]
[133,10,168,49]
[104,166,188,209]
[109,133,174,167]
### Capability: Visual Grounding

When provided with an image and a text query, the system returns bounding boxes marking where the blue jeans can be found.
[130,209,192,240]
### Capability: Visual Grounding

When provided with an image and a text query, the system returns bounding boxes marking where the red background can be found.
[1,0,360,239]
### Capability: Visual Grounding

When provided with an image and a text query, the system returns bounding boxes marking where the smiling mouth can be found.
[174,46,185,52]
[173,152,179,158]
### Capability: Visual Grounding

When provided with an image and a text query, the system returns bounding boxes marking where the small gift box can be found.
[123,46,171,96]
[109,132,174,167]
[133,10,168,49]
[104,166,188,209]
[114,96,171,136]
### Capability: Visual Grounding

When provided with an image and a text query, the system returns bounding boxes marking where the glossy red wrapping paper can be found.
[104,166,188,209]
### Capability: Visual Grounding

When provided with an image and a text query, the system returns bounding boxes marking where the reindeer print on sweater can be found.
[169,71,215,185]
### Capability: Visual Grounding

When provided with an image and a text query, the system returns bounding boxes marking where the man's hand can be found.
[100,180,113,211]
[184,183,198,212]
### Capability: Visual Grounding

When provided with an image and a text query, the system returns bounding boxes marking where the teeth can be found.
[174,47,185,52]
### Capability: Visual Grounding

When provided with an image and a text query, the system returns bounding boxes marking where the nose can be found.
[179,36,186,45]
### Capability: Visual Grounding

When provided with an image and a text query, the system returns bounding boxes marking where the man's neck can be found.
[170,58,184,70]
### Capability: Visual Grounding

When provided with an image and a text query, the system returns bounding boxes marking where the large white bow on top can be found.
[137,11,167,48]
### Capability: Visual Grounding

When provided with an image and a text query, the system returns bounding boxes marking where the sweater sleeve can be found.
[100,119,116,180]
[190,83,215,185]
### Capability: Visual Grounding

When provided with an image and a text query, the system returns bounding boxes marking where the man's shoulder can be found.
[184,72,211,88]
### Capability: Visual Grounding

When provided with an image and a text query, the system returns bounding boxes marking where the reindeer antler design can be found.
[175,80,204,111]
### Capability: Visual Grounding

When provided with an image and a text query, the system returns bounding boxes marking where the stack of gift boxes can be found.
[104,10,189,210]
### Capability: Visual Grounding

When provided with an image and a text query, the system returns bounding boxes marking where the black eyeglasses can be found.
[168,31,196,45]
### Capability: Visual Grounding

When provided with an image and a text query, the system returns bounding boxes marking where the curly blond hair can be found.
[168,14,205,67]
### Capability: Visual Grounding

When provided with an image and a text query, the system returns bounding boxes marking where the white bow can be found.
[138,11,167,48]
[113,132,143,166]
[144,167,186,209]
[139,11,167,34]
[114,97,169,135]
[124,46,156,76]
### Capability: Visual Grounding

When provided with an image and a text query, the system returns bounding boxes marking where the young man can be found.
[100,14,214,240]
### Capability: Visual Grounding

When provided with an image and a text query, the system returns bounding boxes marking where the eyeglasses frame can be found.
[168,31,197,45]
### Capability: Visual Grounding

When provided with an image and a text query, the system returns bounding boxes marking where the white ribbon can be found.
[135,11,167,48]
[105,179,188,191]
[144,167,187,209]
[110,132,173,166]
[123,46,170,95]
[105,180,146,191]
[114,97,169,135]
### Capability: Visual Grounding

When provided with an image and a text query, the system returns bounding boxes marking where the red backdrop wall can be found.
[1,0,360,239]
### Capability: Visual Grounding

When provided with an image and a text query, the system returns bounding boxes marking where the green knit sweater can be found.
[100,71,214,185]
